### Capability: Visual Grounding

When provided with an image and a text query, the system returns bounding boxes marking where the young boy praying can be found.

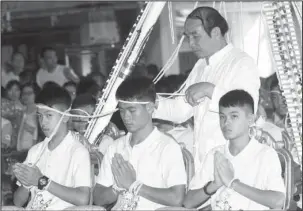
[12,85,91,210]
[183,90,285,210]
[93,77,187,210]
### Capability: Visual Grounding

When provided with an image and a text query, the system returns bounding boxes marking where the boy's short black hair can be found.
[116,77,156,103]
[36,85,71,110]
[71,94,96,109]
[63,81,77,89]
[219,90,254,113]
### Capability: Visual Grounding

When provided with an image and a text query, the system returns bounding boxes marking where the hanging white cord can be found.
[256,3,264,65]
[168,2,175,44]
[223,2,230,43]
[153,1,199,86]
[240,1,244,50]
[219,1,223,13]
[213,1,216,8]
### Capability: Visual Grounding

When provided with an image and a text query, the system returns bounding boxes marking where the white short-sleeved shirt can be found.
[189,138,285,210]
[36,65,76,87]
[96,127,187,210]
[18,131,92,210]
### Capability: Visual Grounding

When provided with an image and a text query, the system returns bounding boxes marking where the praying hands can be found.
[12,163,43,187]
[185,82,215,106]
[111,153,136,190]
[214,151,235,187]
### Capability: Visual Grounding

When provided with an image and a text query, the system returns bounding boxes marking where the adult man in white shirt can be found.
[183,90,285,210]
[36,47,79,88]
[93,77,187,210]
[153,7,260,170]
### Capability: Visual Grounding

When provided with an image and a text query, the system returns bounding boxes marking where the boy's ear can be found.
[62,115,70,123]
[146,102,156,114]
[248,113,255,126]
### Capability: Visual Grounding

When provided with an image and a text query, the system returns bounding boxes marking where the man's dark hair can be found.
[71,94,96,109]
[116,77,156,103]
[40,47,56,58]
[36,85,71,109]
[219,90,254,113]
[187,6,229,37]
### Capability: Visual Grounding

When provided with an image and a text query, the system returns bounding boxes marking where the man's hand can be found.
[111,153,136,190]
[13,163,43,187]
[185,82,215,106]
[214,152,234,187]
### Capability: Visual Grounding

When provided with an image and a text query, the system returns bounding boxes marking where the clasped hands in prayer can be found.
[12,163,43,187]
[213,152,236,189]
[111,153,136,190]
[185,82,215,107]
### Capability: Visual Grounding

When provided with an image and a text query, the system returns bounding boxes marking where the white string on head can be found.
[36,104,118,118]
[118,100,151,104]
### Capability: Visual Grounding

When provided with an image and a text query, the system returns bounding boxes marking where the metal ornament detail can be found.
[263,1,302,167]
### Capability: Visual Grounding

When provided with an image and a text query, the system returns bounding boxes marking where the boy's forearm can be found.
[13,186,30,207]
[232,180,285,209]
[183,182,219,208]
[93,184,117,206]
[47,181,90,206]
[138,184,185,207]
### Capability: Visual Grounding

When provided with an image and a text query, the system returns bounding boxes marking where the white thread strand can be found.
[168,2,175,45]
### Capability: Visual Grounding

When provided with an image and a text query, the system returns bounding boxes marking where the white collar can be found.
[208,43,233,66]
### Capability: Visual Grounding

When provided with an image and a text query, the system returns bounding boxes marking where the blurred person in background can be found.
[2,52,25,87]
[89,71,106,89]
[63,81,77,102]
[36,47,79,88]
[2,80,24,149]
[17,82,41,151]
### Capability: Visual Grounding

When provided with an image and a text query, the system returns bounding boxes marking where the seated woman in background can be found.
[2,80,24,149]
[17,82,41,151]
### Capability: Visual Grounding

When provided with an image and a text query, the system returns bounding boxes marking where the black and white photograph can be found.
[1,1,302,210]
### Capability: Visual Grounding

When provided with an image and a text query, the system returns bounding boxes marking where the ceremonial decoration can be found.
[263,1,302,168]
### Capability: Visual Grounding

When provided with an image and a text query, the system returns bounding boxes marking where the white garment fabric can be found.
[167,126,194,155]
[98,134,114,155]
[17,131,92,210]
[2,68,19,87]
[154,44,260,172]
[189,138,285,210]
[36,65,76,88]
[96,127,187,210]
